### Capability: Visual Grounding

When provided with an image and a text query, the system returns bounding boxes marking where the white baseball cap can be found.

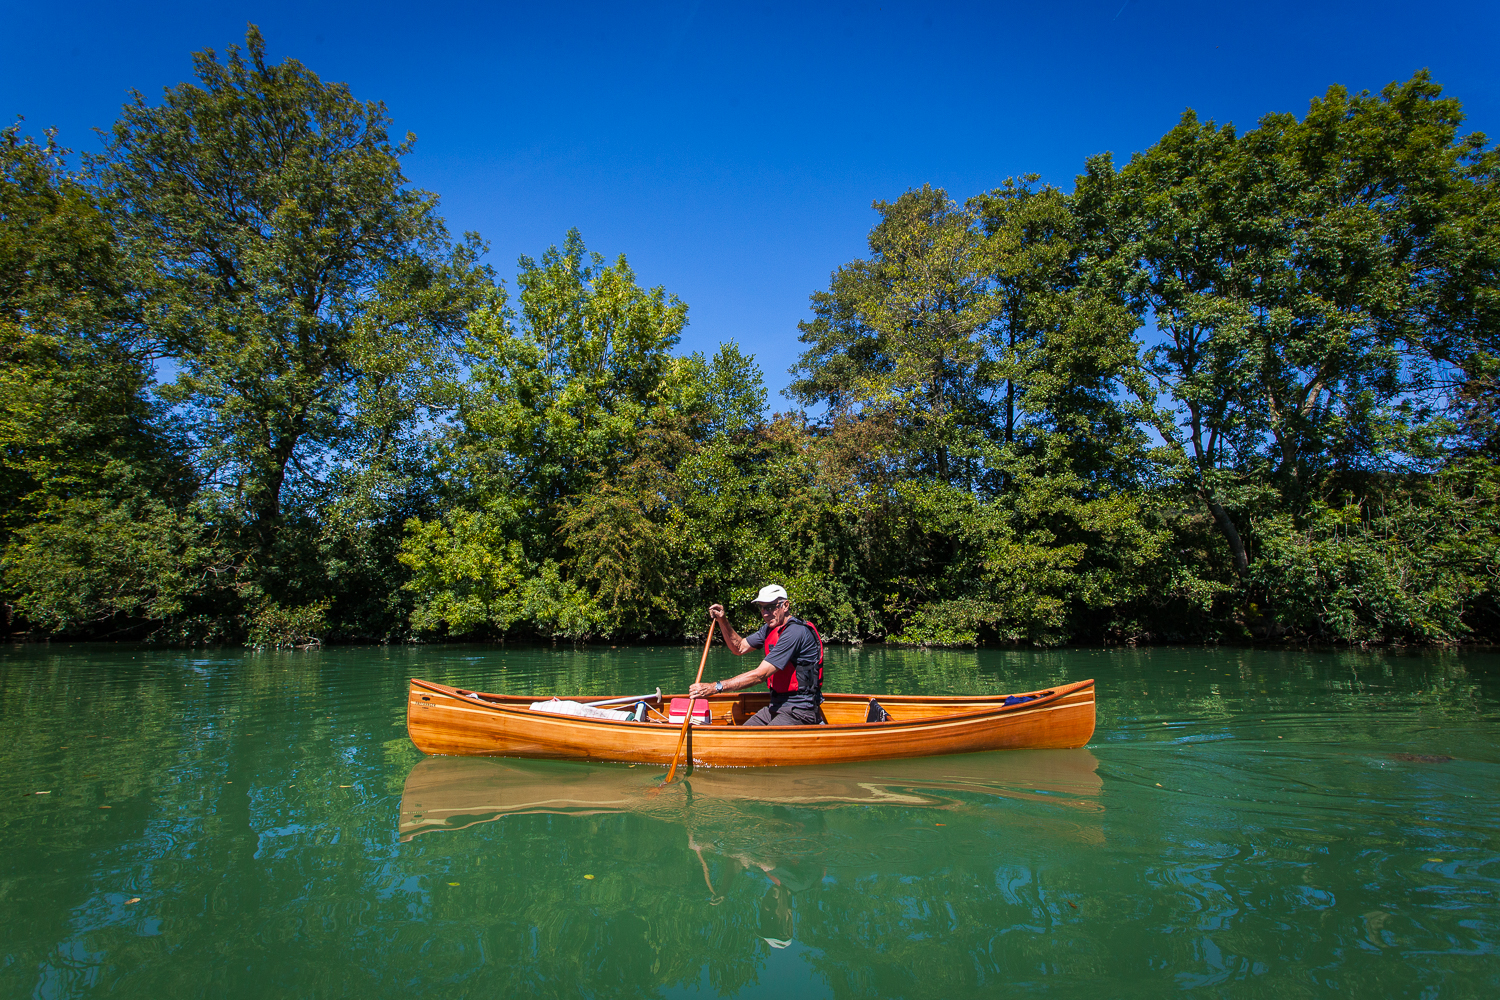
[751,584,789,606]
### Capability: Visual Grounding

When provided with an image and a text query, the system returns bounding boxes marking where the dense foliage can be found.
[2,29,1496,645]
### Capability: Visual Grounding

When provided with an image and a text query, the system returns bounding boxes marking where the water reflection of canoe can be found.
[406,679,1095,766]
[398,750,1104,842]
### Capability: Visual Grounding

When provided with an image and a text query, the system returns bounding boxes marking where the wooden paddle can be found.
[664,621,715,784]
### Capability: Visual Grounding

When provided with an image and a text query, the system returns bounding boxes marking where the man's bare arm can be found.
[708,603,753,655]
[689,660,775,699]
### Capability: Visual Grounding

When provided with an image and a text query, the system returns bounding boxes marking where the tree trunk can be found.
[1203,493,1250,577]
[252,433,297,556]
[1006,380,1014,445]
[1005,306,1016,444]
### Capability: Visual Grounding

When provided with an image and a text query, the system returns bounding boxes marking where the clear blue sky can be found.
[4,1,1496,403]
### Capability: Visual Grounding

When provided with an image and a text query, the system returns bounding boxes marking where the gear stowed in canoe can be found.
[404,678,1096,767]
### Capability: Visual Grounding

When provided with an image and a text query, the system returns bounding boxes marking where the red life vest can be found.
[764,616,824,695]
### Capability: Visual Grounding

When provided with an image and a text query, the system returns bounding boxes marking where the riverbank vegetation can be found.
[3,28,1497,646]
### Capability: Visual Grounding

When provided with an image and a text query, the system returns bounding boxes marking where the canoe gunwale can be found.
[407,676,1091,733]
[407,678,1096,763]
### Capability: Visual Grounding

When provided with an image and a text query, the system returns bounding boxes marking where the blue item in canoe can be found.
[1004,695,1036,706]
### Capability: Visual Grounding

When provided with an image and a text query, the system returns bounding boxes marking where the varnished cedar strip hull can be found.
[406,679,1095,766]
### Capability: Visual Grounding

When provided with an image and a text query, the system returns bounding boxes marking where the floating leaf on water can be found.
[34,791,51,795]
[1068,901,1078,909]
[935,823,945,827]
[1362,910,1392,948]
[448,882,459,886]
[339,785,352,788]
[584,874,595,880]
[99,805,111,809]
[125,897,140,904]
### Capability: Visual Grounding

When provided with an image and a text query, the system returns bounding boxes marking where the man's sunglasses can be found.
[754,601,786,614]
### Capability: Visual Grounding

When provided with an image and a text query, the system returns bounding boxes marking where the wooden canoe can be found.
[406,678,1095,766]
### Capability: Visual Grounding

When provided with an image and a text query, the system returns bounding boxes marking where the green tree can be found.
[404,231,774,638]
[98,25,492,590]
[454,230,688,536]
[1249,462,1500,642]
[789,181,1189,644]
[789,185,1001,487]
[969,177,1074,450]
[969,176,1157,493]
[1403,127,1500,459]
[1,122,145,534]
[1076,73,1491,581]
[0,121,215,636]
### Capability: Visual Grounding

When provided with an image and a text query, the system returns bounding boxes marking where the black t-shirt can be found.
[746,616,823,710]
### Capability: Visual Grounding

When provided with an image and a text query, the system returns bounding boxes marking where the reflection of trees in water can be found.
[1099,646,1491,743]
[413,748,1103,990]
[408,778,1109,998]
[3,646,1495,998]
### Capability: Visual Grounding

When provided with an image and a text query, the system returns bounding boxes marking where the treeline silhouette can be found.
[3,27,1496,645]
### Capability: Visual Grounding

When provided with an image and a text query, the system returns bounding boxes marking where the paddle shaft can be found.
[665,624,715,783]
[582,688,661,709]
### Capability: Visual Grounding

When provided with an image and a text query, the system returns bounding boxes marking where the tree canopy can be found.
[2,34,1495,647]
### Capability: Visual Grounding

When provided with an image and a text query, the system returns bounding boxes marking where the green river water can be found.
[1,642,1495,998]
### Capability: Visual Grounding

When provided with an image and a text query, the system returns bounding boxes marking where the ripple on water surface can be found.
[0,642,1496,998]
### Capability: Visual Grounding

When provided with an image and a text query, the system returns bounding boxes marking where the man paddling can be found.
[688,584,824,726]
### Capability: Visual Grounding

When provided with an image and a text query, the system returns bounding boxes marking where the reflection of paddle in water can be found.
[684,801,827,949]
[688,833,724,905]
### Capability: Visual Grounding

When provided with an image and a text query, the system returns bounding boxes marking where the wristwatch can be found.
[714,680,724,693]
